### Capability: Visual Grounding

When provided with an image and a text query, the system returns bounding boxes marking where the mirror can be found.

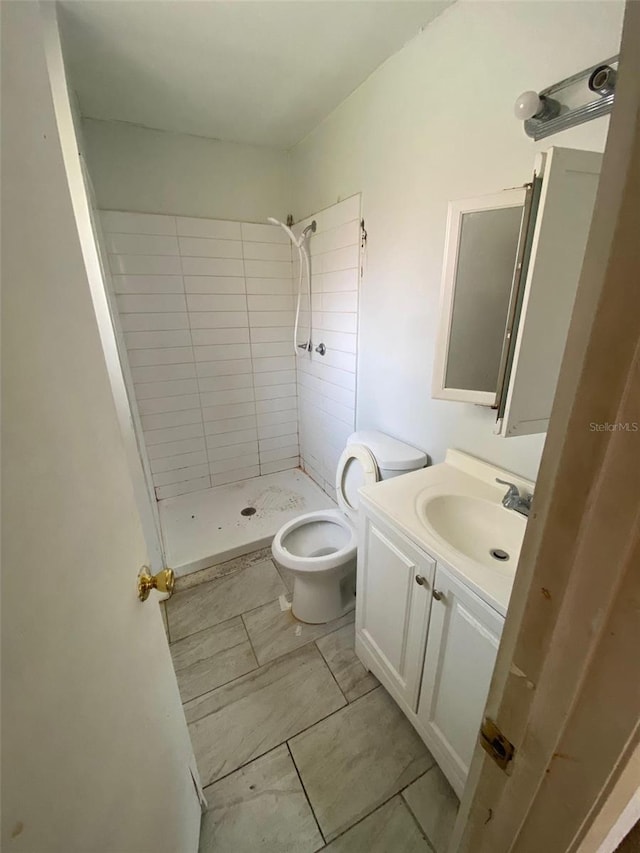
[433,187,527,407]
[432,147,602,438]
[445,204,524,394]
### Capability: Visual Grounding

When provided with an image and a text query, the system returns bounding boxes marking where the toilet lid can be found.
[335,444,379,523]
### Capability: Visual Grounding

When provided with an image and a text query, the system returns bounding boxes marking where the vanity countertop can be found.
[358,449,535,616]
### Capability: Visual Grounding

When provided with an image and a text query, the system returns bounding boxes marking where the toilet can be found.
[271,430,427,623]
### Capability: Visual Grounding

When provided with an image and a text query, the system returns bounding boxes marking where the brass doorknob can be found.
[138,567,175,602]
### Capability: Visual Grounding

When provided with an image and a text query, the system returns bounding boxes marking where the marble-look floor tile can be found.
[176,546,272,593]
[170,617,258,703]
[275,563,295,593]
[243,599,354,665]
[199,745,323,853]
[185,643,346,786]
[167,560,286,641]
[321,796,432,853]
[315,624,379,702]
[402,765,459,853]
[289,687,434,841]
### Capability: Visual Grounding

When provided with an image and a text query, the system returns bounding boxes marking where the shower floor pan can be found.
[158,468,335,576]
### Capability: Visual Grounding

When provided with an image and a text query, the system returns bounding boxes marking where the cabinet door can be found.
[498,147,602,436]
[432,187,528,406]
[417,564,504,794]
[356,512,434,710]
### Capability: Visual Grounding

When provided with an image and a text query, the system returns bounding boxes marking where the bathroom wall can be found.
[294,196,362,499]
[100,210,298,498]
[84,118,291,223]
[290,0,625,481]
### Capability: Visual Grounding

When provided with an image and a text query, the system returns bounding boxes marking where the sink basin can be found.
[418,494,526,573]
[358,450,535,614]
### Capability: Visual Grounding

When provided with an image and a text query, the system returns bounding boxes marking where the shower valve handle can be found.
[315,343,326,356]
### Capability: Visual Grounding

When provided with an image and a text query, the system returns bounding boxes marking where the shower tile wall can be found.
[295,195,361,499]
[100,211,298,499]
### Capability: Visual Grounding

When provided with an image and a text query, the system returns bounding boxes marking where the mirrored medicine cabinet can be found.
[432,146,602,437]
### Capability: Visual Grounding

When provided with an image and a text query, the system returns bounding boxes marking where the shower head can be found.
[301,220,317,239]
[267,216,313,357]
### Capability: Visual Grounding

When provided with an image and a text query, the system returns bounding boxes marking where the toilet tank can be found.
[347,430,427,480]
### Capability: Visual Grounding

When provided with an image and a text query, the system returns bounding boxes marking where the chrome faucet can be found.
[496,478,533,518]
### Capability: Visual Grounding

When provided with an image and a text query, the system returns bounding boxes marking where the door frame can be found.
[452,2,640,850]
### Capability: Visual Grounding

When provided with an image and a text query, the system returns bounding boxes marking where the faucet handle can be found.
[496,478,520,496]
[496,478,533,517]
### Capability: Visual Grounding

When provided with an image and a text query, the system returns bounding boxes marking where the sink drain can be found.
[240,506,256,517]
[490,548,510,562]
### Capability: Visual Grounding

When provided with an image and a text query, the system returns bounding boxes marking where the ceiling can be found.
[59,1,452,150]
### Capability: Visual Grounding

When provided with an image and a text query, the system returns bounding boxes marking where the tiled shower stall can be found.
[99,196,361,507]
[296,195,362,500]
[101,211,299,499]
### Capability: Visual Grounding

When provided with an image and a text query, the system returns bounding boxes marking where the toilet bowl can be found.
[272,509,358,624]
[272,431,427,624]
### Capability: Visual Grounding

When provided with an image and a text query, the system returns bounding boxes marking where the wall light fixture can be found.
[515,55,619,141]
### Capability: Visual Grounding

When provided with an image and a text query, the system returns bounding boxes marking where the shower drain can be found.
[490,548,510,562]
[240,507,257,517]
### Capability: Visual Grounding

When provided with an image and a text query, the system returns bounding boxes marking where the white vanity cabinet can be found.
[356,504,505,798]
[355,508,435,710]
[417,563,503,794]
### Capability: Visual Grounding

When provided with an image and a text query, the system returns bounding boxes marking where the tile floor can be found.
[165,550,459,852]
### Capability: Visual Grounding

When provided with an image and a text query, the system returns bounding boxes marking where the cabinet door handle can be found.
[415,575,428,587]
[432,589,444,601]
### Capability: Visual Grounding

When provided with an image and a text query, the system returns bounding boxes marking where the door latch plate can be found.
[480,717,515,770]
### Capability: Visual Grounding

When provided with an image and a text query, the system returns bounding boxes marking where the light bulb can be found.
[514,90,542,120]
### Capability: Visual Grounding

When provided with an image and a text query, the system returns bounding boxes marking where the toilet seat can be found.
[335,444,379,523]
[272,509,357,573]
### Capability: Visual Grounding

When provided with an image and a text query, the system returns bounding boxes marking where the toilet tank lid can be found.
[347,430,427,471]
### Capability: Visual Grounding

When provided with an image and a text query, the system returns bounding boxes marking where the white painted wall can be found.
[83,118,291,223]
[290,0,624,481]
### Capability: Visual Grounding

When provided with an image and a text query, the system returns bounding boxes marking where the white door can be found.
[417,564,504,797]
[355,511,434,710]
[498,147,602,437]
[2,5,201,851]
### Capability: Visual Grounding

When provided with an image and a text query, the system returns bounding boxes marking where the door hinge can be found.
[480,718,515,771]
